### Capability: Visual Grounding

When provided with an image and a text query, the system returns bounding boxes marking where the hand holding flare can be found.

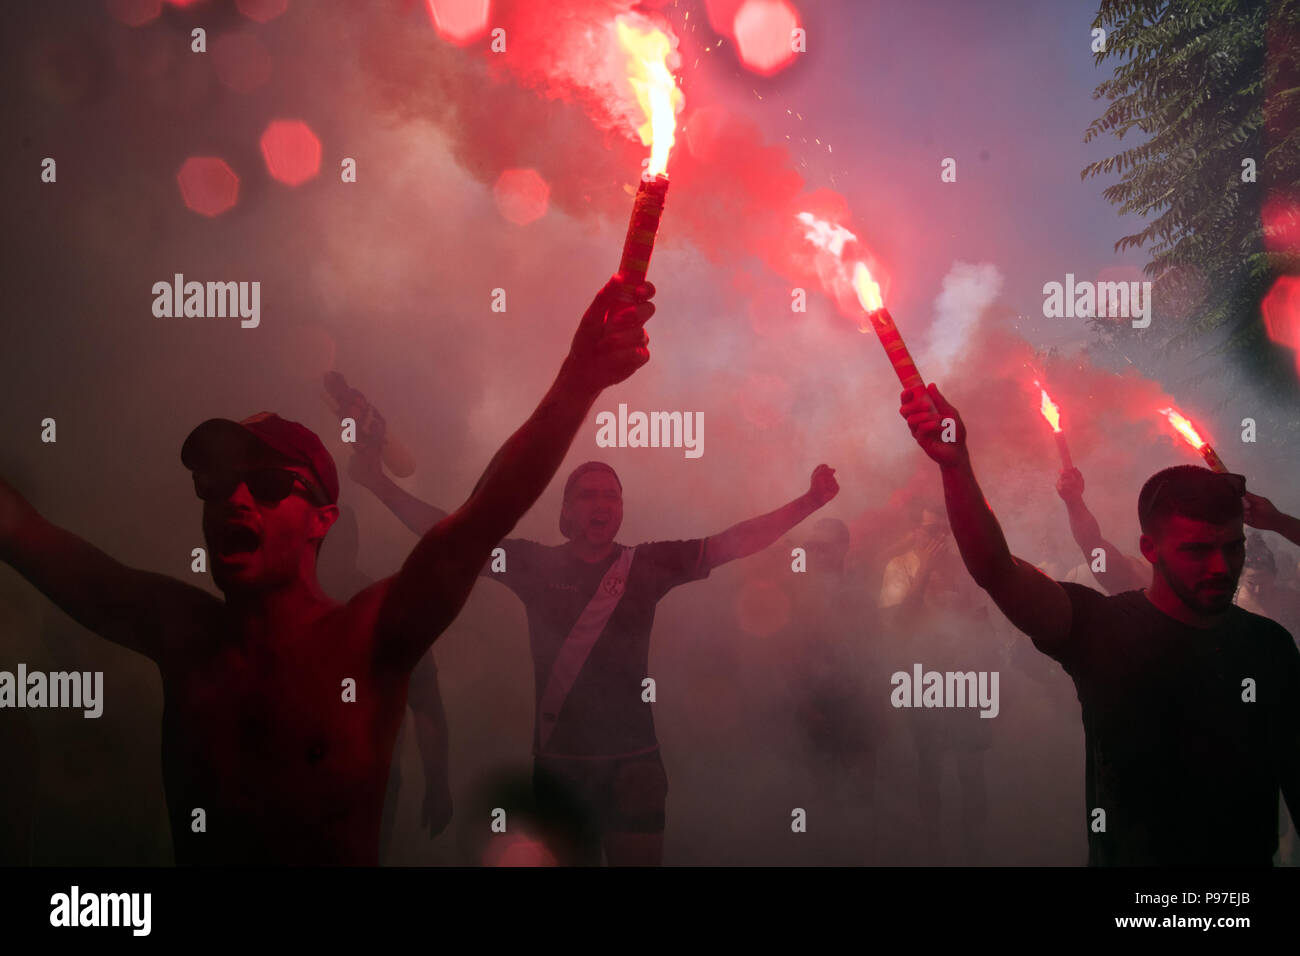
[1034,381,1073,470]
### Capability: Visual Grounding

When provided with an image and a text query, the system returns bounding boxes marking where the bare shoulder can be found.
[146,573,226,665]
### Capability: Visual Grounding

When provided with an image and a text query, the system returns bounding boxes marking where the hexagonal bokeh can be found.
[259,119,321,187]
[424,0,491,46]
[704,0,744,38]
[733,0,801,77]
[493,168,550,225]
[177,156,240,217]
[236,0,289,23]
[1261,274,1300,355]
[105,0,163,27]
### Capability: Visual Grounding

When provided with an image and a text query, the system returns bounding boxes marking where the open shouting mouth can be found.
[217,523,262,558]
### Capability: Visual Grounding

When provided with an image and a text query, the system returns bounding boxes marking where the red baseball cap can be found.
[181,412,339,505]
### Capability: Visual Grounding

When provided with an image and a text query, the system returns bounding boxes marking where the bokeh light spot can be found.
[733,0,800,77]
[1261,275,1300,361]
[236,0,289,23]
[425,0,491,46]
[260,119,322,186]
[105,0,162,27]
[482,832,557,867]
[493,168,550,225]
[177,156,240,217]
[1262,193,1300,255]
[704,0,744,39]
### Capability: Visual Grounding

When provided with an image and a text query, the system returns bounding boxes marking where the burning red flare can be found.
[1160,407,1207,449]
[1159,406,1228,473]
[612,16,683,300]
[616,16,683,178]
[1033,380,1073,468]
[1034,381,1062,433]
[795,211,931,402]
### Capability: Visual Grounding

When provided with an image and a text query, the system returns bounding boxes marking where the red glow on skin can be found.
[236,0,289,23]
[106,0,162,27]
[260,119,322,187]
[493,168,550,225]
[733,0,800,77]
[163,0,205,7]
[425,0,491,46]
[177,156,240,217]
[1261,276,1300,366]
[212,33,272,93]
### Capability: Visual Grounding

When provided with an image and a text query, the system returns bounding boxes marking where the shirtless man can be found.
[0,277,655,864]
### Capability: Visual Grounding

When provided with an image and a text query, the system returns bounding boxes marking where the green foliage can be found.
[1084,0,1300,408]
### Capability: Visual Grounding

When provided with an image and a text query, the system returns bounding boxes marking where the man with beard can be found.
[899,383,1300,865]
[0,277,655,864]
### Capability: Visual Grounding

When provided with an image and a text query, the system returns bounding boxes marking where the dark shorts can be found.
[533,749,669,836]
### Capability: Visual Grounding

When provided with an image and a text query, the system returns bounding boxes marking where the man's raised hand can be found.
[899,383,967,467]
[808,464,839,506]
[563,278,654,393]
[1056,467,1085,502]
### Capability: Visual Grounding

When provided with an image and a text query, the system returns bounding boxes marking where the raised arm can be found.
[372,278,655,672]
[899,384,1072,648]
[349,440,446,537]
[0,475,218,668]
[702,465,839,571]
[1244,492,1300,549]
[1055,468,1146,594]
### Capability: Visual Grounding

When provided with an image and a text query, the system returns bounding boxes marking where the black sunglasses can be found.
[1145,471,1247,519]
[194,468,326,506]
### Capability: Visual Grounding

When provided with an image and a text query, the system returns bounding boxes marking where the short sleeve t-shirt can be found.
[1040,583,1300,865]
[494,538,711,757]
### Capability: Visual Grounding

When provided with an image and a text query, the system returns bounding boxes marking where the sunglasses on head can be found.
[1145,472,1247,519]
[193,468,326,506]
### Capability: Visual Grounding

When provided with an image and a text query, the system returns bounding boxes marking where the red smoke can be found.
[359,0,858,306]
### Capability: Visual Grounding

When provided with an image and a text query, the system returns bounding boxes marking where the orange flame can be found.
[796,211,886,317]
[1034,380,1062,432]
[852,262,884,313]
[616,18,682,178]
[1159,407,1206,449]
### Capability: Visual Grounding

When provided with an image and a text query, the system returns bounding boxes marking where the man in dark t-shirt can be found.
[355,456,841,864]
[1047,583,1296,864]
[900,382,1300,865]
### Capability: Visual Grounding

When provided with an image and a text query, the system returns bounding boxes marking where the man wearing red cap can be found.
[351,440,840,865]
[0,278,655,864]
